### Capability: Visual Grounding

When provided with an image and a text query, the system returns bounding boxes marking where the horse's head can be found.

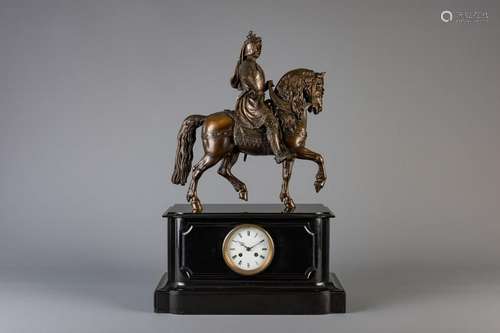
[272,69,326,117]
[305,72,325,115]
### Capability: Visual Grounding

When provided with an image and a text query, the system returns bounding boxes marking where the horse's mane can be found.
[275,68,316,96]
[274,68,316,132]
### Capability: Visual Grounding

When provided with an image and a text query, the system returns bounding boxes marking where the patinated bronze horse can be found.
[172,68,327,212]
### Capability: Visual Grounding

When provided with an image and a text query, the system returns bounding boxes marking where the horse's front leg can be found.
[280,159,296,212]
[293,146,327,192]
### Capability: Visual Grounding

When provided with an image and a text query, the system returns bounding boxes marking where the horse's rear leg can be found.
[187,154,221,212]
[293,146,327,192]
[218,152,248,201]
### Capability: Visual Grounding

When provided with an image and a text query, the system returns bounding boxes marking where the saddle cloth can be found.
[224,110,272,154]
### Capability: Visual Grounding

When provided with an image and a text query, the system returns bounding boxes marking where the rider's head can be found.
[230,31,262,90]
[242,31,262,59]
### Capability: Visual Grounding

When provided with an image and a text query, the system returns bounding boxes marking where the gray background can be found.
[1,0,499,332]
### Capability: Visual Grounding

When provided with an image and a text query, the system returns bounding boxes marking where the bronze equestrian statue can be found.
[172,32,327,213]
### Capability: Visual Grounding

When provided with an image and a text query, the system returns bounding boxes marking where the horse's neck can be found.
[297,103,308,129]
[295,86,309,129]
[287,106,307,135]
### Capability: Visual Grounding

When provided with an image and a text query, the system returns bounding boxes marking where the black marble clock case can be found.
[154,204,346,314]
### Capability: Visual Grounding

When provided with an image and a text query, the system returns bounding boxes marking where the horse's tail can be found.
[171,114,206,185]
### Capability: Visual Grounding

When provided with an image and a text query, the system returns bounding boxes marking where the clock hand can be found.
[234,240,251,250]
[248,239,264,250]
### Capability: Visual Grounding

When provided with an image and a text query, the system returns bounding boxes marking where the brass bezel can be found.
[222,224,275,276]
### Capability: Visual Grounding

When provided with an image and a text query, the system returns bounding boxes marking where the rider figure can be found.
[230,31,293,164]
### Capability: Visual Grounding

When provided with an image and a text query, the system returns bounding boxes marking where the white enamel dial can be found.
[222,224,274,275]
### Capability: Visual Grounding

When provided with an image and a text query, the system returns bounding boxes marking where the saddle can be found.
[234,122,270,150]
[223,108,272,154]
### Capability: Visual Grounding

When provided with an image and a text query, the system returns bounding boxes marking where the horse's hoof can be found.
[238,189,248,201]
[282,197,296,212]
[314,179,326,192]
[191,199,203,213]
[283,202,296,213]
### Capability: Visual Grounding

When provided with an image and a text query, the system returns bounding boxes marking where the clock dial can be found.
[222,224,274,275]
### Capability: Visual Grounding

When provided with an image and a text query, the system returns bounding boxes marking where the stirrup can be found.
[274,151,295,164]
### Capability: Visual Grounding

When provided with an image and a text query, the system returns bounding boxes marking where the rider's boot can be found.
[265,116,294,164]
